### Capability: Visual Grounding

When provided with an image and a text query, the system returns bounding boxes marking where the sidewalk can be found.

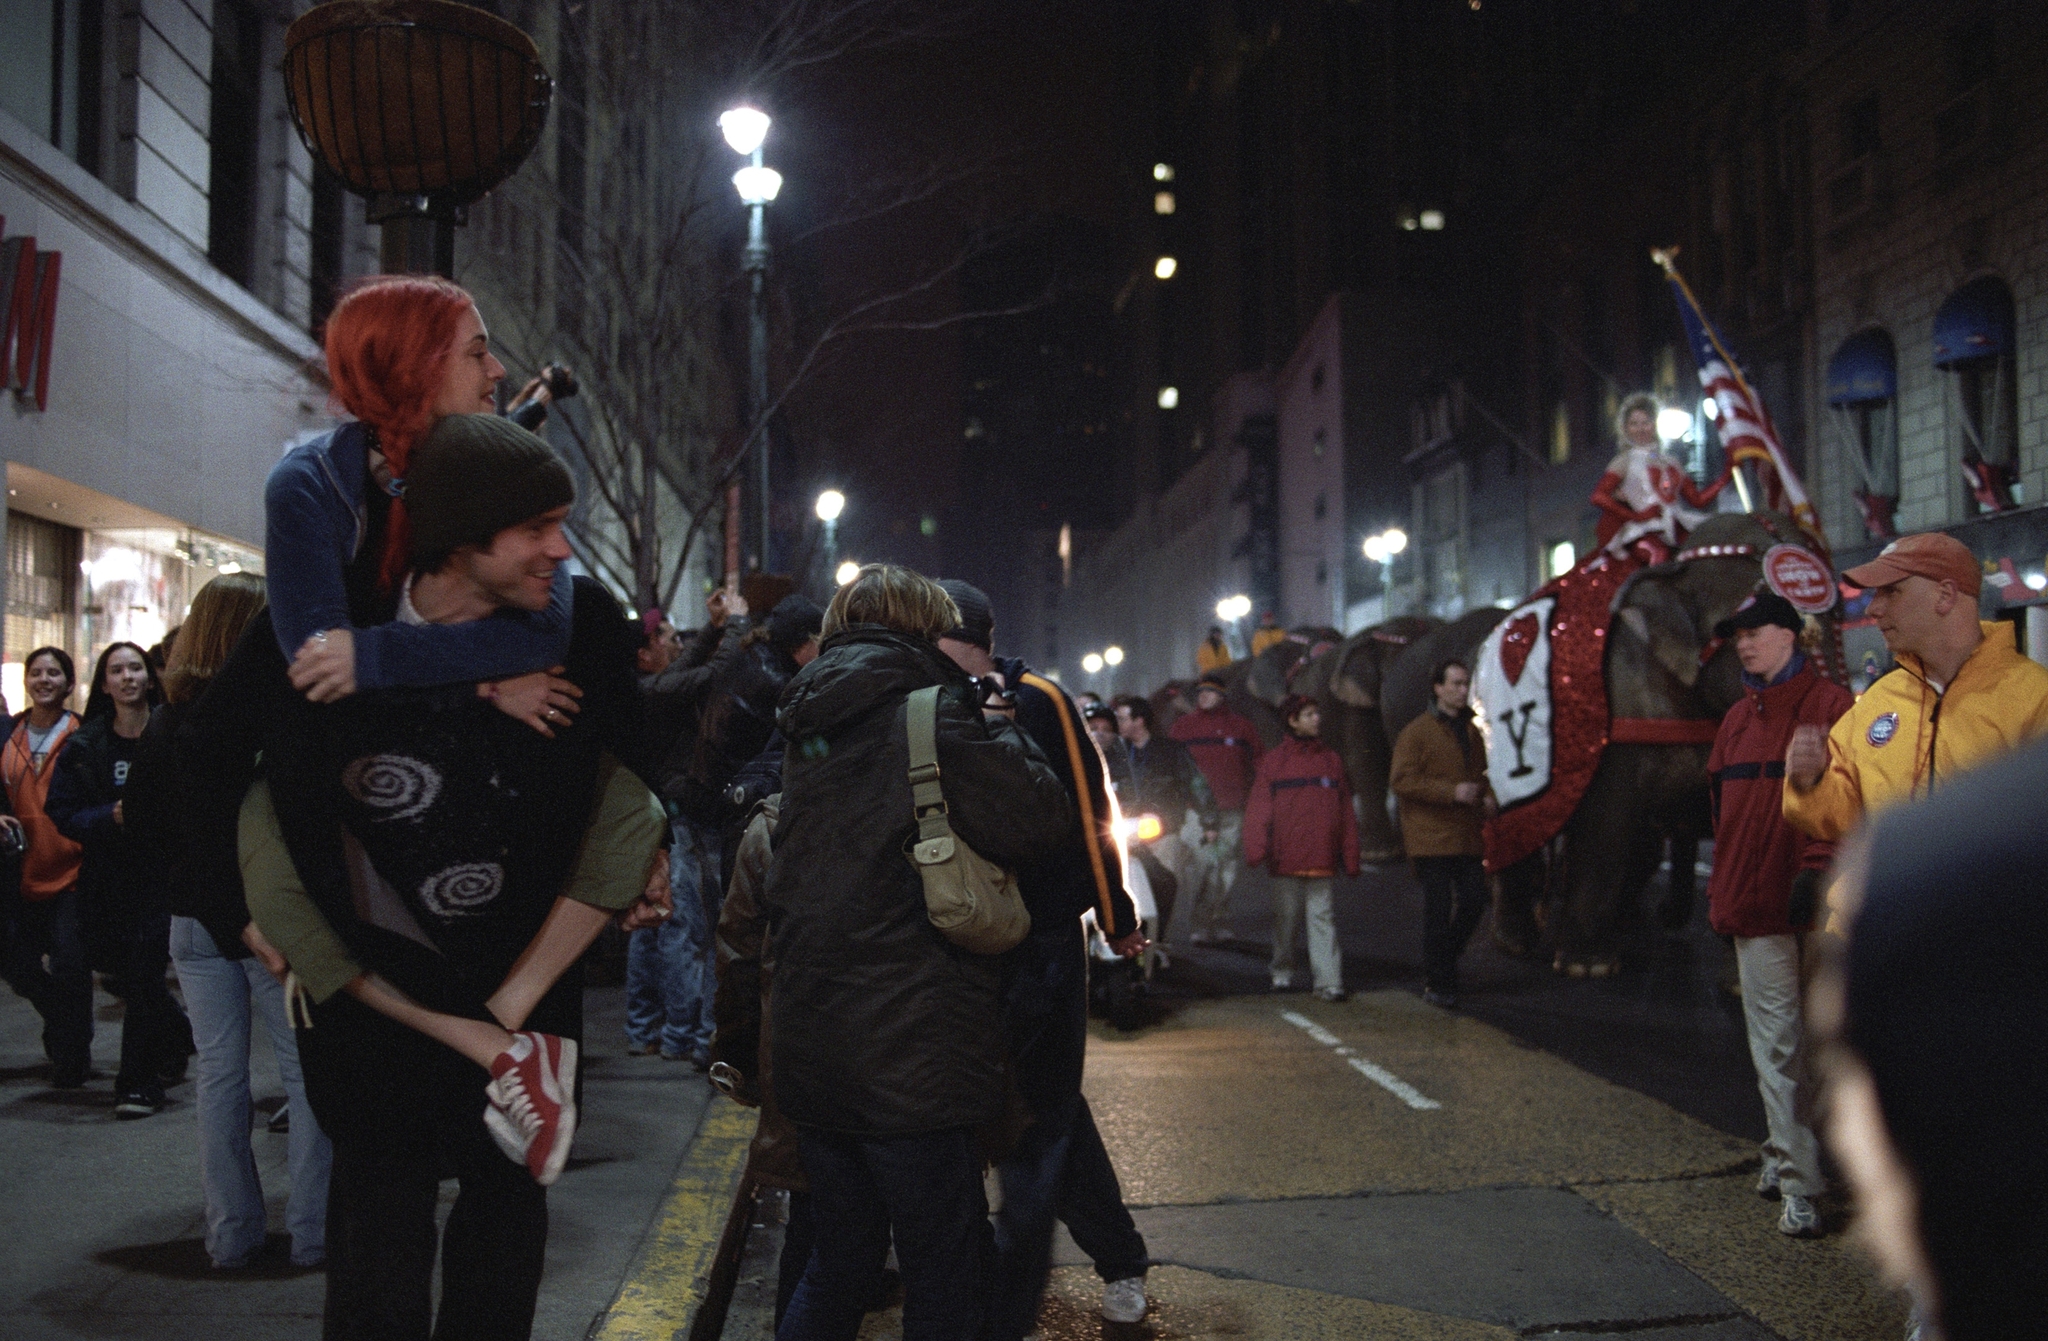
[0,980,712,1340]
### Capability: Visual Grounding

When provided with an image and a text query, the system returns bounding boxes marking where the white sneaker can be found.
[1756,1166,1781,1200]
[1102,1275,1148,1323]
[1778,1192,1822,1237]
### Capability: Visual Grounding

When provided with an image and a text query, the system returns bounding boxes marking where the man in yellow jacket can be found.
[1784,532,2048,854]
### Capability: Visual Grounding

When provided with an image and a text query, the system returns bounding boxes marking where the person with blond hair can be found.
[1590,392,1733,563]
[125,573,334,1268]
[769,563,1070,1340]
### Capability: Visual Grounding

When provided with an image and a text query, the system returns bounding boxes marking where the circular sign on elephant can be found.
[1763,545,1837,613]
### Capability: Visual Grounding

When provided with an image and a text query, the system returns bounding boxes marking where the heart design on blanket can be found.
[1498,612,1541,687]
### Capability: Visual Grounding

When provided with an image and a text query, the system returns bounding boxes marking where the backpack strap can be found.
[906,686,953,844]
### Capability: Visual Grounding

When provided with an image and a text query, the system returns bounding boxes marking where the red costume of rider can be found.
[1590,394,1734,564]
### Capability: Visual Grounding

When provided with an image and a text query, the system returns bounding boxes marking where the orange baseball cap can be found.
[1841,532,1982,596]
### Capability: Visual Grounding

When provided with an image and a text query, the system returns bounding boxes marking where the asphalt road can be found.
[723,856,1909,1341]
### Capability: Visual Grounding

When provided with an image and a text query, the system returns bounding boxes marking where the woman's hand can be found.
[289,629,358,702]
[241,923,290,984]
[479,668,583,737]
[617,851,673,931]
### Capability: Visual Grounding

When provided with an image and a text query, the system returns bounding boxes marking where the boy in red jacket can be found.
[1706,590,1851,1239]
[1169,673,1263,942]
[1244,696,1360,999]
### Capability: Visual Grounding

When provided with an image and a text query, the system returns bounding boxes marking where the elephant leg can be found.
[1551,764,1648,977]
[1490,856,1546,958]
[1657,835,1699,929]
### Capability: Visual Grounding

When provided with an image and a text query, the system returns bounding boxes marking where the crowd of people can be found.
[0,268,2042,1341]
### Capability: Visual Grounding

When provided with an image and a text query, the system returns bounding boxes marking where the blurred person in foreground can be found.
[125,573,333,1267]
[1244,695,1359,999]
[934,580,1151,1335]
[1169,672,1262,945]
[767,565,1069,1341]
[1703,591,1850,1238]
[48,641,187,1118]
[1389,659,1493,1008]
[1784,532,2048,866]
[1111,694,1215,942]
[1809,738,2048,1341]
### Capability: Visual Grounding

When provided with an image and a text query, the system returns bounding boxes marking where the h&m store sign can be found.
[0,217,60,412]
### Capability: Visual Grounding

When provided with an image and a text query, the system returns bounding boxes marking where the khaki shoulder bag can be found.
[904,685,1031,954]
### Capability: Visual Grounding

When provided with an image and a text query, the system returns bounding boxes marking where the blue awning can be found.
[1826,329,1897,405]
[1932,275,2015,367]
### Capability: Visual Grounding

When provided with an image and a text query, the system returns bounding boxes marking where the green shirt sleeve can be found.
[561,752,669,912]
[238,780,364,1005]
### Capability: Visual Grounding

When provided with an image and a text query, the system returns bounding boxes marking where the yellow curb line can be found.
[591,1097,759,1341]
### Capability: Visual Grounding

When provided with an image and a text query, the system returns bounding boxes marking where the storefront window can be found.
[3,511,260,713]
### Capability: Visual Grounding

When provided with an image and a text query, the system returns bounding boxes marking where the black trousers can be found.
[1416,855,1489,995]
[1,885,93,1079]
[109,899,190,1091]
[985,920,1149,1341]
[300,991,557,1341]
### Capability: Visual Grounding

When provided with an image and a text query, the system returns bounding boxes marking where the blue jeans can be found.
[779,1125,990,1341]
[1,885,93,1080]
[625,817,720,1057]
[169,917,332,1267]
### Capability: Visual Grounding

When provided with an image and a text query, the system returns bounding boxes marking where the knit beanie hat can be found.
[935,579,995,651]
[406,413,575,570]
[766,595,825,655]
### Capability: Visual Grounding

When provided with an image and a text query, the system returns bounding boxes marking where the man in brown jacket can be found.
[1389,659,1495,1006]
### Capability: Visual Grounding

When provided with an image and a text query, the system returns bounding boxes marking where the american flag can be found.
[1658,252,1829,558]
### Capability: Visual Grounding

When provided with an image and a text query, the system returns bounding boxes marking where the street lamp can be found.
[1103,646,1124,667]
[1082,652,1105,674]
[1362,527,1408,564]
[724,105,778,573]
[835,559,861,587]
[815,489,844,588]
[1216,594,1252,622]
[1154,255,1177,280]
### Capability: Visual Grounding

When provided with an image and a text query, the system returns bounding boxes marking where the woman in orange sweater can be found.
[1,646,89,1086]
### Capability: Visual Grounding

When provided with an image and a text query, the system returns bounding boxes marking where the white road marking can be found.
[1279,1010,1443,1111]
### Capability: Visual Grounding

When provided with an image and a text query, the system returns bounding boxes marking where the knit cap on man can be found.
[936,579,995,651]
[406,413,576,571]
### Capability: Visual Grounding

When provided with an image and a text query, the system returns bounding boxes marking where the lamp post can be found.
[1363,527,1409,617]
[1216,593,1252,657]
[815,489,844,591]
[722,106,781,572]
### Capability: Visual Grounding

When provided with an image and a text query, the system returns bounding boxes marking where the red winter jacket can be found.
[1243,735,1359,878]
[1169,706,1263,812]
[1707,658,1852,938]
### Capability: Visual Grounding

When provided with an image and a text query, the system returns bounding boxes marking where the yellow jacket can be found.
[1196,638,1233,675]
[1250,626,1288,657]
[1783,621,2048,842]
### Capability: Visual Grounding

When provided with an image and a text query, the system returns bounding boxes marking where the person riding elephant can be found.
[1591,393,1734,564]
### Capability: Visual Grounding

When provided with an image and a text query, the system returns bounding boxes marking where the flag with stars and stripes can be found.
[1658,253,1829,559]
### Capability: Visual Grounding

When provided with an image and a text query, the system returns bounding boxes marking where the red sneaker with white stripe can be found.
[484,1031,578,1185]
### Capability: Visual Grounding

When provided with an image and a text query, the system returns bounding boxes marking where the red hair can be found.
[323,275,478,589]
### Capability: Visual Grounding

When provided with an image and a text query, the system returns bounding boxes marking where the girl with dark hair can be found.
[0,647,89,1086]
[49,642,188,1116]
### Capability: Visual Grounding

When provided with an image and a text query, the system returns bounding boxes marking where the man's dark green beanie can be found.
[406,413,576,570]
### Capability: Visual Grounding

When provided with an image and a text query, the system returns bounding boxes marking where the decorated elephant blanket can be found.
[1474,551,1640,873]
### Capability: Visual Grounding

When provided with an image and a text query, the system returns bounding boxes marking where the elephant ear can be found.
[1329,631,1382,707]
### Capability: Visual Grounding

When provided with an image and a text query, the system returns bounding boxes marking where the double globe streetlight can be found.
[721,106,783,572]
[815,489,845,592]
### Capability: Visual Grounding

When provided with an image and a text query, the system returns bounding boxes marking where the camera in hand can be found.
[0,824,24,859]
[509,363,580,431]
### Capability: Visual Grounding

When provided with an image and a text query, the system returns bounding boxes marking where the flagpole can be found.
[1651,248,1773,415]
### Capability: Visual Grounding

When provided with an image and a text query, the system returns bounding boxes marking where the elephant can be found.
[1374,512,1801,975]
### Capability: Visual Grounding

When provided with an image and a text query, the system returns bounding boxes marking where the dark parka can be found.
[766,627,1071,1135]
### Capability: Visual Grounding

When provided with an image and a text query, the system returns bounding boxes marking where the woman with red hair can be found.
[265,275,581,723]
